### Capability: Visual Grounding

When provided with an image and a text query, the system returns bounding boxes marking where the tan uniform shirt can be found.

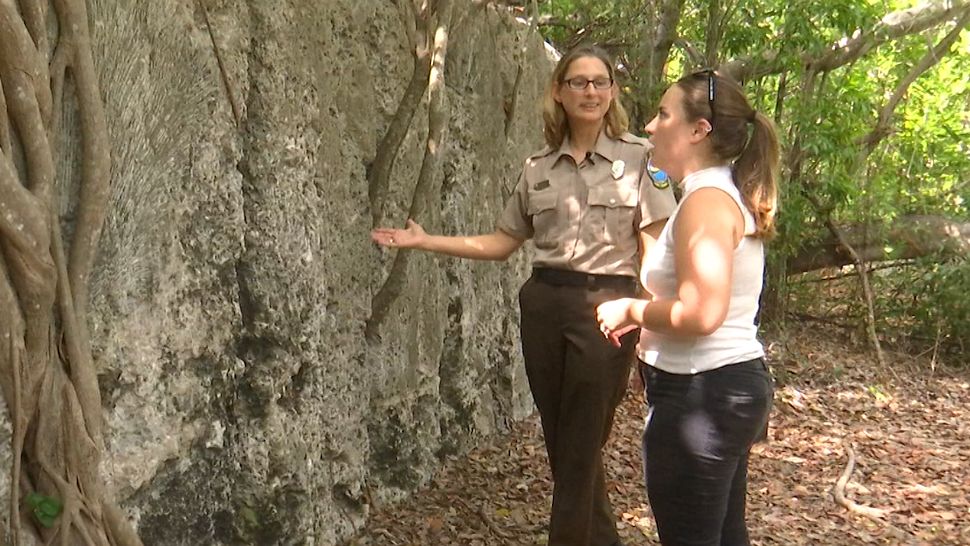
[497,132,677,277]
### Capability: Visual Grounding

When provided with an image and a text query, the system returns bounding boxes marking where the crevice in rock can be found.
[437,265,474,457]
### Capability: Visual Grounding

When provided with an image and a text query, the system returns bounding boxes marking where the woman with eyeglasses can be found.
[595,70,778,546]
[372,45,676,546]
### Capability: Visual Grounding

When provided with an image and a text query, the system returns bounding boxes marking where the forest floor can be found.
[347,324,969,545]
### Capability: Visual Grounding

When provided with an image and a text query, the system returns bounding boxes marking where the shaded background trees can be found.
[530,0,970,361]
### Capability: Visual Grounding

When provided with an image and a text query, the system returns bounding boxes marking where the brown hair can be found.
[542,45,629,149]
[675,70,780,238]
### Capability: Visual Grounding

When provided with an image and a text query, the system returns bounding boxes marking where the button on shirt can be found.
[497,132,677,277]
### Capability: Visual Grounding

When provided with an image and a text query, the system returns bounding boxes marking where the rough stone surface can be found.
[0,1,551,545]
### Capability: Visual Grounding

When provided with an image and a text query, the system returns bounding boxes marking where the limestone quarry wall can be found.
[0,0,552,544]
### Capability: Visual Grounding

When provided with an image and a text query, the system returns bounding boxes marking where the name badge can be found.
[610,160,625,180]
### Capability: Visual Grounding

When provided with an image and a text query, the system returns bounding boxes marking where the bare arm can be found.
[372,219,524,261]
[598,188,743,337]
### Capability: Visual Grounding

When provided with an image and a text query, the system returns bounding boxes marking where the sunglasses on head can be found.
[693,68,717,125]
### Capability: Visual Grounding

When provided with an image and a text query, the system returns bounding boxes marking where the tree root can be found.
[365,0,455,341]
[832,439,917,543]
[832,439,887,520]
[0,1,143,544]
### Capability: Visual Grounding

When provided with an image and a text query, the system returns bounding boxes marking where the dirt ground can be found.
[347,325,970,545]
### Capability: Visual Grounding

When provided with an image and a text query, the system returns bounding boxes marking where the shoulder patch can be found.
[646,162,670,190]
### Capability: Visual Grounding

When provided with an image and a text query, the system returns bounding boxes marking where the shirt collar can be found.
[554,130,621,164]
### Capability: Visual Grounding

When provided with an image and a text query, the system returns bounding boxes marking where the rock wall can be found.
[0,1,552,544]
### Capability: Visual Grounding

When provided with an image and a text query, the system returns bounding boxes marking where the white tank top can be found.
[637,166,765,374]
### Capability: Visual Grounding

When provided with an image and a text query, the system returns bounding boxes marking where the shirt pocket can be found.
[527,188,559,249]
[588,184,638,244]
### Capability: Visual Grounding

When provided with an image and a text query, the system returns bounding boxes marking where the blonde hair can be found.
[675,71,780,238]
[542,45,629,149]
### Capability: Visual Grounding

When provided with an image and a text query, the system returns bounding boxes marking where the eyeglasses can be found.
[562,76,613,91]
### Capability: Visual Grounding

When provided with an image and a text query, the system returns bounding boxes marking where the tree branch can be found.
[503,0,537,138]
[44,0,111,459]
[790,259,917,283]
[634,0,686,117]
[704,0,726,67]
[52,223,104,448]
[0,76,10,157]
[0,154,48,256]
[674,38,706,68]
[16,0,48,63]
[47,37,70,151]
[789,215,970,273]
[859,10,970,153]
[4,0,51,124]
[721,0,970,81]
[197,0,242,128]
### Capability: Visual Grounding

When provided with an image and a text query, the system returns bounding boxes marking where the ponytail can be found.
[733,111,779,238]
[675,71,781,239]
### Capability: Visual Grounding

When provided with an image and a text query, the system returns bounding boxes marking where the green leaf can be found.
[25,492,62,529]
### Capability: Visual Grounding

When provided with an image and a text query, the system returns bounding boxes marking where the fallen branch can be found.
[789,259,918,283]
[804,193,886,369]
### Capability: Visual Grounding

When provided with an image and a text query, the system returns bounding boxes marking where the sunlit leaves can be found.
[536,0,969,350]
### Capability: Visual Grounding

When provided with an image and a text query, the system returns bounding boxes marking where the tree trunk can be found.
[788,215,970,274]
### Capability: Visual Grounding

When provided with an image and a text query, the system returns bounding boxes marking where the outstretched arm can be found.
[372,219,524,261]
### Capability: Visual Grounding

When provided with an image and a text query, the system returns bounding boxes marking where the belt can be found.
[532,267,637,292]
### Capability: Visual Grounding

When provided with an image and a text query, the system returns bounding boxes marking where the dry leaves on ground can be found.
[347,326,970,545]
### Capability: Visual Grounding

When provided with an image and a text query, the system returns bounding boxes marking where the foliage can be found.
[534,0,970,357]
[877,257,970,355]
[26,493,63,529]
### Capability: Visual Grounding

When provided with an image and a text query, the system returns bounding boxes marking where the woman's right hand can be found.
[371,218,427,249]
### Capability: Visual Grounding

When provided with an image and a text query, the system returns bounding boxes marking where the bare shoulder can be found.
[676,188,745,241]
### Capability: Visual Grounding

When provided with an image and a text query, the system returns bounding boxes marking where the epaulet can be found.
[617,132,651,147]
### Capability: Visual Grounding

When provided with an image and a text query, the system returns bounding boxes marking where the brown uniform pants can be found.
[518,271,638,546]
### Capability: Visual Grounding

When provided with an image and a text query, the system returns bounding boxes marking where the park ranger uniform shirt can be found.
[496,132,677,277]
